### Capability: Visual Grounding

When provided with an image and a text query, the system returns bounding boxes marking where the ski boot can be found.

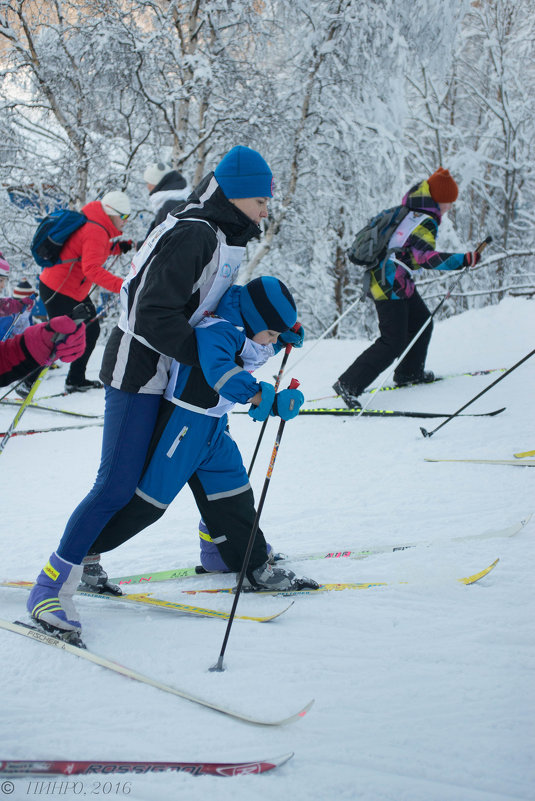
[333,380,362,409]
[242,561,319,592]
[80,553,122,595]
[27,552,83,639]
[65,378,103,393]
[16,377,35,398]
[394,370,435,387]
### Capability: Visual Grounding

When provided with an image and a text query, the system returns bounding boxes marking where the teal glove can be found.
[271,388,304,420]
[273,325,305,354]
[248,381,275,422]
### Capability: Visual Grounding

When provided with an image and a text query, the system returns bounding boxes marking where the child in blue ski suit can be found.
[87,276,315,594]
[28,275,314,635]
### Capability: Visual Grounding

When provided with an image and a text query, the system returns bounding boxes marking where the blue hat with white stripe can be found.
[239,277,297,338]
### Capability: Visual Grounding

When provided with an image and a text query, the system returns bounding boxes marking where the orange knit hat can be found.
[427,167,458,203]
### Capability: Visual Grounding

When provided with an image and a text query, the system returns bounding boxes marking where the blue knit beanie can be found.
[214,146,273,199]
[239,277,297,338]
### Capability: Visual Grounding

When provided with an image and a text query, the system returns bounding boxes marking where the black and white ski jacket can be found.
[100,173,261,394]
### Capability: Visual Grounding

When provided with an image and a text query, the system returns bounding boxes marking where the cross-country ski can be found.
[307,367,507,401]
[0,619,313,727]
[425,458,535,466]
[1,581,293,623]
[178,559,499,596]
[108,516,530,586]
[0,753,294,777]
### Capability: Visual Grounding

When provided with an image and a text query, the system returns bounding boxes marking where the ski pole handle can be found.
[50,301,92,346]
[288,377,300,390]
[475,235,492,254]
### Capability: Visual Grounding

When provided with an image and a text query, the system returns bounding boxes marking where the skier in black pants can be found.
[334,168,481,408]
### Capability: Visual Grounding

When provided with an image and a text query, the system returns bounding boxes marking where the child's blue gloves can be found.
[248,381,304,422]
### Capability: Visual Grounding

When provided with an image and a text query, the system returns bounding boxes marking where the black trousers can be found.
[338,289,433,394]
[91,481,267,577]
[39,281,100,385]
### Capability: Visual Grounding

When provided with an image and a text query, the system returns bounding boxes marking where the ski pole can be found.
[247,322,301,476]
[420,347,535,438]
[210,378,301,673]
[0,303,91,454]
[290,295,364,371]
[355,235,493,417]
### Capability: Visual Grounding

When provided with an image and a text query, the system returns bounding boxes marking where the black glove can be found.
[118,239,133,254]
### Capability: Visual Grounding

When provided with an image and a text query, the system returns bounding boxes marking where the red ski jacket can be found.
[39,200,124,301]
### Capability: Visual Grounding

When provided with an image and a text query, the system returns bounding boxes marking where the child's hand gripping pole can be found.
[247,322,302,476]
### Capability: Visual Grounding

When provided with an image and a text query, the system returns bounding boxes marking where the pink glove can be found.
[23,316,86,365]
[0,297,24,316]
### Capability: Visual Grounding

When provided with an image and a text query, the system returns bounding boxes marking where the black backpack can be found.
[347,205,410,268]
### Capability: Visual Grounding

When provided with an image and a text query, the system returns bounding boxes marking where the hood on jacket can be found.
[173,173,262,247]
[402,180,442,222]
[151,170,188,195]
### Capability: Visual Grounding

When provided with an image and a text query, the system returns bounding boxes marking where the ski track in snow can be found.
[1,296,534,801]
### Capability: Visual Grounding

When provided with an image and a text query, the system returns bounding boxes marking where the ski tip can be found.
[267,752,294,770]
[277,698,314,726]
[298,698,315,718]
[459,558,500,585]
[261,600,295,621]
[489,406,506,416]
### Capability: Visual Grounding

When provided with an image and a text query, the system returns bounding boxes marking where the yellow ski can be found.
[179,560,500,597]
[426,458,535,466]
[0,580,292,623]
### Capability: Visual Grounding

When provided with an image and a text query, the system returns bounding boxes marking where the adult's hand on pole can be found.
[23,317,86,365]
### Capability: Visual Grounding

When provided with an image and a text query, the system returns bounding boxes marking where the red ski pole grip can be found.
[288,377,300,390]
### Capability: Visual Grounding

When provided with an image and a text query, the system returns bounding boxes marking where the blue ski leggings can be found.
[57,386,162,564]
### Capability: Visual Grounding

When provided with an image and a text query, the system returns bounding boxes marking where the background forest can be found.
[0,0,533,339]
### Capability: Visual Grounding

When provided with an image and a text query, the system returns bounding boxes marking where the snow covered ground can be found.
[1,296,534,801]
